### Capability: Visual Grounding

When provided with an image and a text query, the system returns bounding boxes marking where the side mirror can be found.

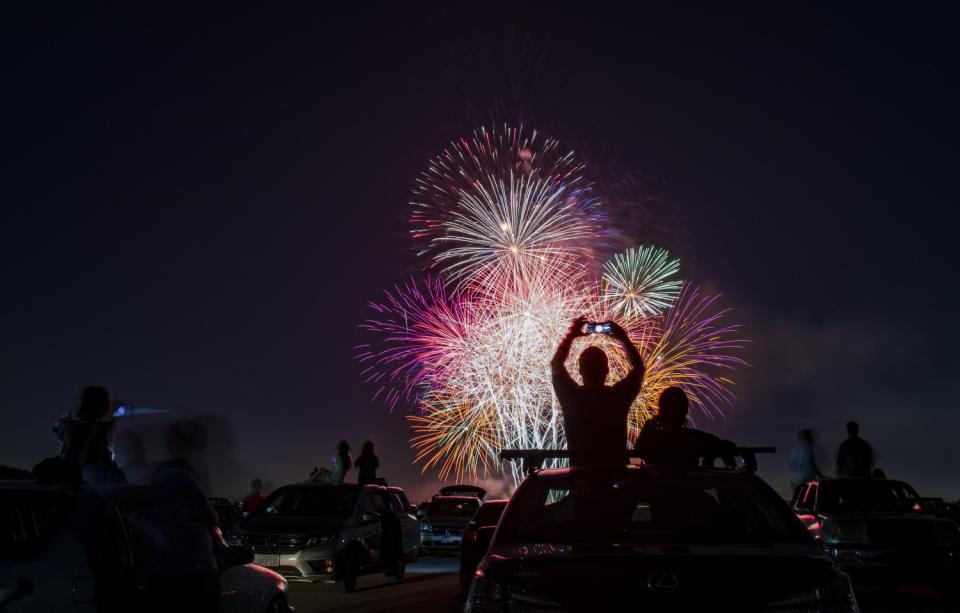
[224,545,255,567]
[360,511,381,525]
[476,526,497,551]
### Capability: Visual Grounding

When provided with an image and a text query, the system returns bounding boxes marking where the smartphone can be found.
[586,322,612,335]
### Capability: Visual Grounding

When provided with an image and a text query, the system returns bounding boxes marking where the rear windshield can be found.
[0,490,71,560]
[473,501,507,524]
[262,487,356,517]
[818,481,920,513]
[428,499,479,517]
[499,475,808,544]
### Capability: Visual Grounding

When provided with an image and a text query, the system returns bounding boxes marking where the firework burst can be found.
[602,246,683,319]
[360,125,746,485]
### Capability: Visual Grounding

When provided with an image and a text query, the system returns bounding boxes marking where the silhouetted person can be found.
[149,459,220,613]
[872,468,887,479]
[241,478,265,513]
[355,441,380,486]
[634,387,736,466]
[551,316,644,466]
[790,429,825,490]
[57,386,116,468]
[331,440,353,483]
[836,421,874,478]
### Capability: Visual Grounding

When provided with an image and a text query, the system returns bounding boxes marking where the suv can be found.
[419,495,480,552]
[230,482,419,592]
[467,463,859,612]
[791,479,960,596]
[0,480,288,613]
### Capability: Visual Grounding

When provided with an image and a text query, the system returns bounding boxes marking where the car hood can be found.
[236,515,344,537]
[481,542,836,611]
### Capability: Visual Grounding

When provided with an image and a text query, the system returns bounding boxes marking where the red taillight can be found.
[912,502,922,512]
[464,529,477,543]
[797,513,823,541]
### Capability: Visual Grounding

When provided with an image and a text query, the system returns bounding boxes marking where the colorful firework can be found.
[410,125,604,286]
[359,125,746,485]
[602,246,683,319]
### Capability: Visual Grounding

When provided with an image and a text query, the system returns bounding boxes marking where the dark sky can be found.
[3,3,958,500]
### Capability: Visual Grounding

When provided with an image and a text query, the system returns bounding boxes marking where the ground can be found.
[286,555,463,613]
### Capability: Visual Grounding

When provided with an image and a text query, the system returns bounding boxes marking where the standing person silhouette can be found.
[241,478,265,513]
[330,440,353,484]
[355,441,380,486]
[836,421,874,478]
[790,429,825,490]
[551,316,645,466]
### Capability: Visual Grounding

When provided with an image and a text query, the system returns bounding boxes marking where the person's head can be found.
[77,385,112,421]
[846,421,860,437]
[657,386,689,429]
[362,441,375,455]
[578,346,609,386]
[337,440,351,457]
[797,429,814,445]
[250,478,262,492]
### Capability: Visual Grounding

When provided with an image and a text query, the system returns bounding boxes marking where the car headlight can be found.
[420,522,432,532]
[766,572,859,612]
[304,535,332,548]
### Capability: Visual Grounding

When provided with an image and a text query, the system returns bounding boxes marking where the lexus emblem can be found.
[646,571,680,593]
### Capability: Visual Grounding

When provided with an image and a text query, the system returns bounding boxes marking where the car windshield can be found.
[0,489,71,560]
[428,499,479,517]
[818,481,920,513]
[261,487,356,517]
[498,474,808,544]
[473,502,507,525]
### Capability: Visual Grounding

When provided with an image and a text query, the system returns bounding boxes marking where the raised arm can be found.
[609,321,645,383]
[551,316,587,383]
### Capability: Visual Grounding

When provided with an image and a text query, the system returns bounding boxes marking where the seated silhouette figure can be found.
[634,386,736,466]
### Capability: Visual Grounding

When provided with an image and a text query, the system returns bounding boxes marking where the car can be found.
[419,495,481,552]
[791,478,960,597]
[919,497,960,526]
[229,482,419,592]
[458,499,507,592]
[0,480,289,613]
[466,462,860,612]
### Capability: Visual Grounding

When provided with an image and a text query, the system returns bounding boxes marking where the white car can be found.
[0,480,290,613]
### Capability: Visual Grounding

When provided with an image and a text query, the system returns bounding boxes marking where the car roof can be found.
[0,480,70,492]
[274,482,360,491]
[481,499,508,506]
[430,495,481,502]
[805,478,913,487]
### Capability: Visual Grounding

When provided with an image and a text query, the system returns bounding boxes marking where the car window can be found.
[498,475,808,544]
[262,487,356,517]
[0,490,71,560]
[818,481,920,513]
[391,490,411,509]
[427,499,479,517]
[473,502,507,525]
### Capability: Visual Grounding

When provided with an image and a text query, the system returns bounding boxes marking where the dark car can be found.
[919,497,960,526]
[459,499,507,592]
[467,465,859,612]
[791,479,960,596]
[419,495,480,551]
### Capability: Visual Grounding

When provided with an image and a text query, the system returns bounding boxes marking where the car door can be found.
[388,492,418,558]
[354,488,383,568]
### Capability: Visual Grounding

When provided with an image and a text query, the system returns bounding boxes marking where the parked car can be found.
[919,497,960,526]
[210,497,242,531]
[458,499,507,592]
[229,482,418,592]
[419,495,480,552]
[467,464,859,612]
[0,480,289,613]
[791,478,960,597]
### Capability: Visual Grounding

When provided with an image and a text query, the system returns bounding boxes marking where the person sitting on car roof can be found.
[634,386,736,467]
[550,315,645,466]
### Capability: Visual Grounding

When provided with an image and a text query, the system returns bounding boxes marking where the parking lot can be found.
[286,555,462,613]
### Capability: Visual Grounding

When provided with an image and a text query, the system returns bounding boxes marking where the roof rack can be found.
[499,447,776,476]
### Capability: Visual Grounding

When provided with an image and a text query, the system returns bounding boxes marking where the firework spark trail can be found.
[602,245,683,319]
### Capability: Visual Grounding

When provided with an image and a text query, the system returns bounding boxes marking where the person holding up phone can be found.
[550,315,645,466]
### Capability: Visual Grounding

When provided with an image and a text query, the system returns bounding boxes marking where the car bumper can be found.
[827,545,960,585]
[420,533,463,549]
[251,546,338,582]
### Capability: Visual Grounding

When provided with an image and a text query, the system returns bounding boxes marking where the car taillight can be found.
[465,572,508,613]
[464,529,477,543]
[797,513,823,541]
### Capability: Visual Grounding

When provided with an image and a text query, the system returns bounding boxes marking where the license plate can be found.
[255,554,280,567]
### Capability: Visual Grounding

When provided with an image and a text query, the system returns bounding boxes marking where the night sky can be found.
[3,3,958,501]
